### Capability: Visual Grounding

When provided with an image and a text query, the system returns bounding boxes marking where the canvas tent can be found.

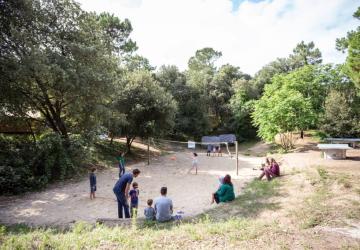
[219,134,236,143]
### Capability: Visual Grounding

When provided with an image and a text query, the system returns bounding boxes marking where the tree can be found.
[115,70,177,152]
[122,54,155,72]
[253,41,322,96]
[229,79,258,139]
[187,47,222,90]
[336,7,360,90]
[208,64,245,132]
[321,90,360,137]
[289,41,322,67]
[252,88,314,150]
[156,65,210,139]
[253,57,293,94]
[0,0,135,141]
[184,48,223,135]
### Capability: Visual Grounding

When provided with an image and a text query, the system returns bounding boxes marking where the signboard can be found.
[188,141,196,149]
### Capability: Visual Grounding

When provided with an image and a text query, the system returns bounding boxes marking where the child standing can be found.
[116,151,125,178]
[129,182,139,218]
[144,199,156,220]
[188,152,198,175]
[89,167,96,200]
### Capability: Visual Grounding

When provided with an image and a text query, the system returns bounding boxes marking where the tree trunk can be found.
[126,136,135,154]
[110,136,114,145]
[26,120,36,143]
[300,130,304,139]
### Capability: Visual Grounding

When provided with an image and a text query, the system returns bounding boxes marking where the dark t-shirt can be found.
[89,173,96,187]
[129,188,139,205]
[113,173,133,194]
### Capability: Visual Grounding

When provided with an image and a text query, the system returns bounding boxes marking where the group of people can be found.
[257,157,280,181]
[88,150,280,222]
[112,168,175,222]
[206,144,222,157]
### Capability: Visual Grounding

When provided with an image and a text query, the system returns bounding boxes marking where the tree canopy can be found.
[0,0,136,139]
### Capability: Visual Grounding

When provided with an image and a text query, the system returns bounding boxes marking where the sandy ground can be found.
[1,135,358,227]
[0,151,262,226]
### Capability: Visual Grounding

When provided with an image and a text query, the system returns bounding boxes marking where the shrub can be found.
[0,133,89,195]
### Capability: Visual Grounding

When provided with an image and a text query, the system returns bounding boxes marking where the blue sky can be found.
[78,0,358,75]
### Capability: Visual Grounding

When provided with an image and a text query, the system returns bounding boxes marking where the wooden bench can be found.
[325,138,360,148]
[317,144,351,160]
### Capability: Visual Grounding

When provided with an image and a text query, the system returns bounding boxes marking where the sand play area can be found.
[0,151,263,226]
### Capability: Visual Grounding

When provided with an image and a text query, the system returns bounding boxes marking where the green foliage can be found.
[208,64,245,132]
[253,87,314,149]
[0,134,89,195]
[253,41,322,94]
[336,7,360,90]
[229,79,258,139]
[0,0,135,138]
[321,89,360,137]
[253,57,293,94]
[289,41,322,67]
[115,70,177,151]
[156,65,210,139]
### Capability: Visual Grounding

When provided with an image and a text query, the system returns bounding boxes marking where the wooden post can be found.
[147,138,150,165]
[235,141,239,176]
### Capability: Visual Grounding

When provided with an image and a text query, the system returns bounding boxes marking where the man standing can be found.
[154,187,173,222]
[113,169,141,219]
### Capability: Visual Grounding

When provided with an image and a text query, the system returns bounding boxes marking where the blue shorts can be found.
[90,185,97,192]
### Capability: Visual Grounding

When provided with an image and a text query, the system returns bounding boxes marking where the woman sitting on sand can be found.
[211,174,235,204]
[258,158,280,181]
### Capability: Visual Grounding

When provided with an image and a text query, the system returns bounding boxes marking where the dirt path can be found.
[0,152,263,226]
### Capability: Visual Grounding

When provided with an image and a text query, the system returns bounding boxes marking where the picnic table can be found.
[317,144,351,160]
[325,138,360,148]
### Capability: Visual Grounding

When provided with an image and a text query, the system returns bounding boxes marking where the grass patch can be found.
[201,178,282,220]
[297,167,360,229]
[0,218,272,249]
[307,130,328,142]
[298,168,332,229]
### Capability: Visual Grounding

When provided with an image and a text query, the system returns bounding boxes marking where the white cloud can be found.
[76,0,358,75]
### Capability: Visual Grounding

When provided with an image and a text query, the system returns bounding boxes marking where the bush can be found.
[0,133,90,195]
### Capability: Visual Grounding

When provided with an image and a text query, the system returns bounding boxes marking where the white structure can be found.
[325,138,360,148]
[317,144,351,160]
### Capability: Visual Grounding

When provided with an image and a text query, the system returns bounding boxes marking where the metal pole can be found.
[147,137,150,165]
[235,141,239,176]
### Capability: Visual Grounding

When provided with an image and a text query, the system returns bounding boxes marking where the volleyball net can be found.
[149,138,237,158]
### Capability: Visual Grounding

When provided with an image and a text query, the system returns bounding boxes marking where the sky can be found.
[76,0,358,75]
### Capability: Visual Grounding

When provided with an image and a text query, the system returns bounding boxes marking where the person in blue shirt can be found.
[154,187,173,222]
[113,169,141,219]
[129,182,139,218]
[89,168,96,200]
[144,199,156,220]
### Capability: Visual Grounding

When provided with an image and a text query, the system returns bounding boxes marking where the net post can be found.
[235,141,239,175]
[147,137,150,165]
